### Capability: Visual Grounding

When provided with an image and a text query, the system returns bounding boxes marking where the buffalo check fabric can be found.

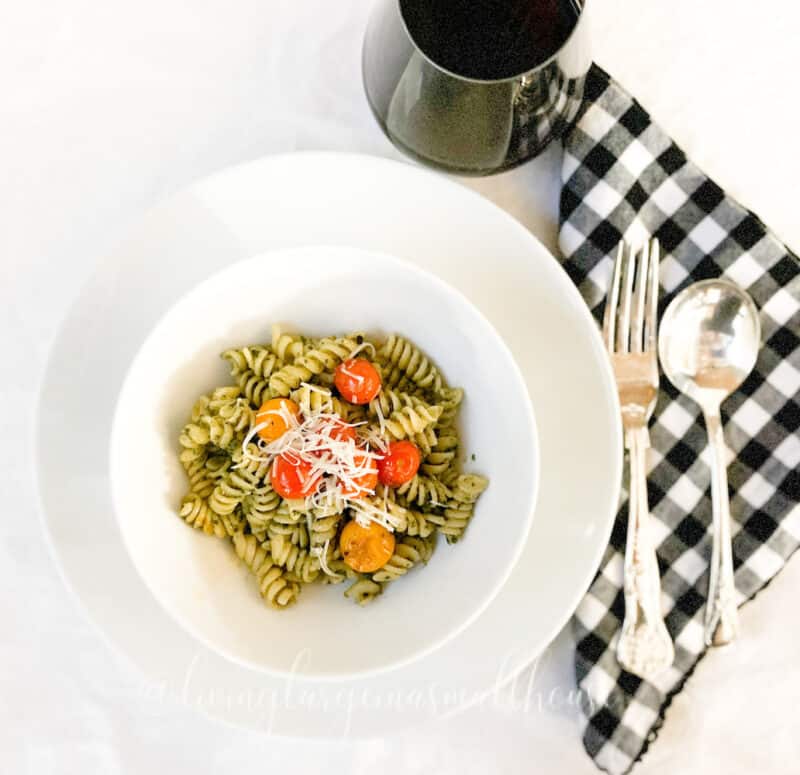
[560,65,800,775]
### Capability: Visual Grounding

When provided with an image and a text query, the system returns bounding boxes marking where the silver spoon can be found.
[658,279,761,646]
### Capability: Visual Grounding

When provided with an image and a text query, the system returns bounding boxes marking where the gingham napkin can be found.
[560,65,800,774]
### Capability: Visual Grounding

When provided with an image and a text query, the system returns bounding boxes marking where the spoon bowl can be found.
[659,279,761,411]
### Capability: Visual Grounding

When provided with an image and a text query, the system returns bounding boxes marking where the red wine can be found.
[400,0,581,81]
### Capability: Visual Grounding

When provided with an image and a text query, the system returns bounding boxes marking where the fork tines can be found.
[603,239,660,355]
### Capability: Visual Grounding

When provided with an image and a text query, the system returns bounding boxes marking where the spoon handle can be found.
[703,410,739,646]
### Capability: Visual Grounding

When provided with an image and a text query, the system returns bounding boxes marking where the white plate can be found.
[35,152,621,738]
[110,245,538,678]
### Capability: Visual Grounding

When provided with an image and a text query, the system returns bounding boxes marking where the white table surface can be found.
[3,1,799,772]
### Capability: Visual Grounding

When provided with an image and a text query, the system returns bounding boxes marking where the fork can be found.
[603,239,675,680]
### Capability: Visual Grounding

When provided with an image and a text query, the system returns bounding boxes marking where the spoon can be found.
[658,279,761,646]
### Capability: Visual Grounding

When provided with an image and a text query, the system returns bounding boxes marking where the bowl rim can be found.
[109,243,540,681]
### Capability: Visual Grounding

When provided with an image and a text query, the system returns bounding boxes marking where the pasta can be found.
[395,474,453,508]
[174,328,489,609]
[233,532,300,608]
[382,401,443,440]
[378,334,445,393]
[269,336,359,395]
[241,484,281,539]
[372,535,434,583]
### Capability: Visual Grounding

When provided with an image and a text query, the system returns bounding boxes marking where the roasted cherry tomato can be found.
[340,453,378,499]
[334,358,382,404]
[377,440,421,487]
[255,398,301,442]
[271,453,316,499]
[339,520,395,572]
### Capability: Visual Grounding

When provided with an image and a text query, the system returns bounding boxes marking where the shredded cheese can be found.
[237,406,404,525]
[312,539,343,580]
[347,341,377,360]
[299,381,332,395]
[338,364,365,384]
[375,401,386,437]
[349,497,406,531]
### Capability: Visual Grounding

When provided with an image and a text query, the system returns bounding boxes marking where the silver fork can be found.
[603,239,675,680]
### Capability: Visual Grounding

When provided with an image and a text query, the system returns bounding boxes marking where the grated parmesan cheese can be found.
[236,406,407,526]
[347,341,377,360]
[312,539,343,580]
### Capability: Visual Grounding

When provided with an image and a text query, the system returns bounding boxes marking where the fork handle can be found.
[703,409,739,646]
[623,427,664,622]
[617,426,674,679]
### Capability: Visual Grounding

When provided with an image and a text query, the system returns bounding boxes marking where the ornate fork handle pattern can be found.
[617,426,675,679]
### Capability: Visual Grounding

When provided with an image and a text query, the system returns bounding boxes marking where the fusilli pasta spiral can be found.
[309,512,343,549]
[222,345,280,379]
[367,387,417,418]
[208,447,269,516]
[371,535,434,583]
[344,577,383,605]
[181,454,217,499]
[402,509,436,538]
[269,336,359,395]
[179,493,226,537]
[290,383,350,418]
[382,401,443,441]
[379,335,445,393]
[427,501,474,544]
[271,325,306,363]
[421,424,459,476]
[448,473,489,504]
[241,484,281,538]
[395,474,452,508]
[233,532,300,608]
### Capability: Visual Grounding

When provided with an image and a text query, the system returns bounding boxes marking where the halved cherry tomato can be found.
[340,452,378,499]
[256,398,301,442]
[334,358,382,404]
[339,519,395,572]
[377,440,421,487]
[271,453,316,499]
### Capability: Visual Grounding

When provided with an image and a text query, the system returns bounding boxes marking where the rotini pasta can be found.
[269,336,359,395]
[290,383,350,419]
[427,501,474,544]
[233,532,300,608]
[368,387,418,418]
[379,334,445,393]
[402,509,436,538]
[395,474,452,508]
[208,447,269,517]
[448,473,490,503]
[179,493,226,537]
[175,328,488,609]
[344,577,383,605]
[241,484,281,538]
[372,535,435,583]
[223,345,281,379]
[382,401,443,441]
[271,325,306,363]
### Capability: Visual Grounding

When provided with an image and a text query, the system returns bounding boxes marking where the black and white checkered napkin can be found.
[559,65,800,774]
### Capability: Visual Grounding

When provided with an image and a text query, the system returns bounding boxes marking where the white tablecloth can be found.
[3,1,799,772]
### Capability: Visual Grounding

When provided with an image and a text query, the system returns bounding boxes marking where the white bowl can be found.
[110,245,538,679]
